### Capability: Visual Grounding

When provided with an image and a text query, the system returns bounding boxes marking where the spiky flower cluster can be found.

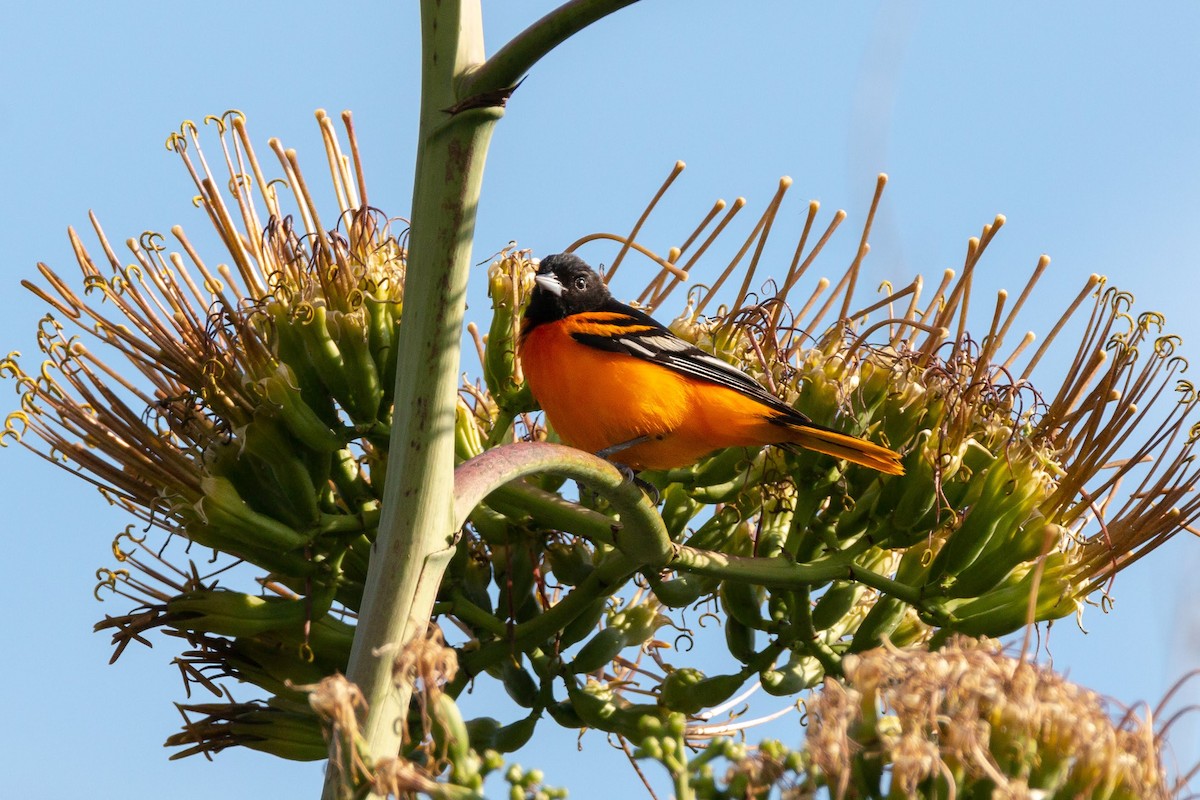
[3,117,1193,796]
[4,110,404,759]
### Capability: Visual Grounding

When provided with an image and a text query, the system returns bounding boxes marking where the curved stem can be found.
[463,0,642,96]
[460,549,640,675]
[669,541,925,607]
[486,480,618,546]
[454,441,672,567]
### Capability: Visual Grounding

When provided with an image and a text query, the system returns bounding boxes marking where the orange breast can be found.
[520,320,786,470]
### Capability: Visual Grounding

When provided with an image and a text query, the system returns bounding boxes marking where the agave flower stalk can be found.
[344,3,648,778]
[7,112,1194,794]
[6,107,1196,799]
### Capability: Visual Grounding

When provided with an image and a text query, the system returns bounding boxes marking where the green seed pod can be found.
[467,503,512,546]
[196,475,309,553]
[893,538,935,586]
[563,679,624,731]
[167,589,313,639]
[724,615,757,663]
[834,482,882,538]
[767,591,792,625]
[461,552,494,615]
[691,450,769,504]
[756,497,794,560]
[561,686,657,743]
[484,255,535,414]
[363,297,398,404]
[658,667,708,715]
[944,515,1056,599]
[811,580,863,631]
[720,580,766,630]
[849,595,907,653]
[884,452,940,546]
[658,668,748,715]
[569,626,627,674]
[558,596,608,650]
[685,507,743,552]
[430,693,471,774]
[501,658,540,708]
[491,713,539,754]
[888,608,929,647]
[659,483,702,541]
[930,471,1041,587]
[760,652,822,696]
[219,644,321,699]
[943,554,1079,636]
[455,400,486,462]
[259,366,345,453]
[269,311,341,426]
[296,305,356,417]
[610,602,668,645]
[325,307,384,422]
[688,672,748,712]
[222,705,328,761]
[465,716,501,751]
[546,699,584,729]
[647,572,711,608]
[545,539,594,586]
[658,444,752,490]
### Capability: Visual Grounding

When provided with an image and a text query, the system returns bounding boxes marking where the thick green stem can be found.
[328,2,646,795]
[464,0,643,95]
[334,1,495,793]
[454,442,671,566]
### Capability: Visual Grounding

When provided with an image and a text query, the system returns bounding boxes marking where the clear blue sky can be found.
[2,3,1199,797]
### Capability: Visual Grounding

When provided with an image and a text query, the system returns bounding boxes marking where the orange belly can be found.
[521,321,784,470]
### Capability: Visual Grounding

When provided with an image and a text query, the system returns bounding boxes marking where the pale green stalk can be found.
[337,6,494,790]
[332,1,643,795]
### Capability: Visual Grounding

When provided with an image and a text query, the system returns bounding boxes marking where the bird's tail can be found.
[784,423,905,475]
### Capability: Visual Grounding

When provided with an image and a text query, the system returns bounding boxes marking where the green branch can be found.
[464,0,643,96]
[460,549,640,676]
[454,441,672,567]
[669,542,925,607]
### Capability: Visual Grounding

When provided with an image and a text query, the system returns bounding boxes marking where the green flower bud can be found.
[568,627,627,674]
[545,539,594,586]
[719,580,766,630]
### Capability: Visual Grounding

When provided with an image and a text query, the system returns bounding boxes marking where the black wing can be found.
[570,299,806,421]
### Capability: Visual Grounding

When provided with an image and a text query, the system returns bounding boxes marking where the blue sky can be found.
[2,3,1199,797]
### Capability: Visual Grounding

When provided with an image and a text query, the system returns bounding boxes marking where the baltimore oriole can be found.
[520,253,904,475]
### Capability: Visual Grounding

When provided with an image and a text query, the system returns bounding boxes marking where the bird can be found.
[519,252,904,475]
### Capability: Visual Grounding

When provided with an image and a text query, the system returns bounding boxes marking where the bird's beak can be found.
[534,272,564,297]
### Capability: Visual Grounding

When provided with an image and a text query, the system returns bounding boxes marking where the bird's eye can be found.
[573,275,588,291]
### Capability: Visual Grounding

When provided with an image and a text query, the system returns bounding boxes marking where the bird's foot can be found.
[606,461,660,504]
[596,437,659,502]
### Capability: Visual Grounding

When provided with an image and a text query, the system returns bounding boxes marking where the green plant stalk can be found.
[453,442,671,566]
[334,1,496,792]
[334,4,647,790]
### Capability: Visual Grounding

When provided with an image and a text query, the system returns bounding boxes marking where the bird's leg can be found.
[595,435,660,504]
[596,435,652,459]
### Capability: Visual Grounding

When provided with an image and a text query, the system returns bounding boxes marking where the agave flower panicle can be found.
[3,110,406,755]
[449,165,1200,747]
[6,113,1196,795]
